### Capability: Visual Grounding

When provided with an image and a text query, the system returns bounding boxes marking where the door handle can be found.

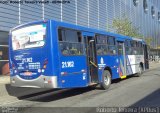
[90,61,98,67]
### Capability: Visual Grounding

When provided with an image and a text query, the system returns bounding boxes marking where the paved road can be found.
[1,67,160,113]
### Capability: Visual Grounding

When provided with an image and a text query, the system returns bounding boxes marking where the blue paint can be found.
[9,20,147,88]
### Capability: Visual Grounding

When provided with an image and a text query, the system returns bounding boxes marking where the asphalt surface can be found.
[0,65,160,113]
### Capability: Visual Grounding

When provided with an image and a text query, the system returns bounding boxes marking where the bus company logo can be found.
[101,57,104,64]
[116,59,119,63]
[98,57,106,68]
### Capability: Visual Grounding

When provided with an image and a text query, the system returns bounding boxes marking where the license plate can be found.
[24,72,32,76]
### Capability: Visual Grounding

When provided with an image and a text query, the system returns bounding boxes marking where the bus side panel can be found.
[97,55,120,81]
[126,55,134,75]
[53,21,88,88]
[42,21,55,77]
[51,21,62,88]
[59,56,88,88]
[9,34,13,76]
[117,55,127,78]
[127,55,144,74]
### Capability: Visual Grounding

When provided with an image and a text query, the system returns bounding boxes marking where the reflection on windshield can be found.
[12,24,46,50]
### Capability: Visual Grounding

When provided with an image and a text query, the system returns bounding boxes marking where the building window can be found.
[158,12,160,22]
[151,6,156,19]
[143,0,148,13]
[0,45,9,75]
[133,0,139,6]
[0,31,9,75]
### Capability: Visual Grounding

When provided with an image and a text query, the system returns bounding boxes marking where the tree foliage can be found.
[111,17,153,46]
[112,17,143,38]
[145,37,153,47]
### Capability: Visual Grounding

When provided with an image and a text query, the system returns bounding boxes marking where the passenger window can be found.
[58,28,83,56]
[96,44,108,55]
[108,36,116,55]
[108,36,115,45]
[108,46,116,55]
[130,40,138,55]
[96,35,108,55]
[125,40,132,55]
[138,42,143,55]
[117,43,123,55]
[96,35,116,55]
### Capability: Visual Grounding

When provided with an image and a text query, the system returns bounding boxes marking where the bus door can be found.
[83,32,98,84]
[117,41,127,79]
[144,44,149,69]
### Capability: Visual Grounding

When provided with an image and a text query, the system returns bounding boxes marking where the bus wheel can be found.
[137,65,143,77]
[101,70,111,90]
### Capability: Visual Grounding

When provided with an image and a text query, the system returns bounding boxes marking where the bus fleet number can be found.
[62,61,74,68]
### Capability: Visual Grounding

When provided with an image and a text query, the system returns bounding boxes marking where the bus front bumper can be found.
[10,75,58,88]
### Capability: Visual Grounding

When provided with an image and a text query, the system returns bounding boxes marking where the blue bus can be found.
[9,20,149,89]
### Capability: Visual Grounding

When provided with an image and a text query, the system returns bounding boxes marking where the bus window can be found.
[96,35,108,55]
[58,28,83,55]
[125,40,132,55]
[130,40,138,55]
[108,46,116,55]
[12,24,46,50]
[96,35,107,44]
[108,36,116,55]
[138,42,143,55]
[96,44,108,55]
[117,42,123,55]
[108,36,115,45]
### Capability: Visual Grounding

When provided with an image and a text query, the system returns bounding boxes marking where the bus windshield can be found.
[12,24,46,50]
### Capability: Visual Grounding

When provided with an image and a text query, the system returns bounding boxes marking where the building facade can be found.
[0,0,160,74]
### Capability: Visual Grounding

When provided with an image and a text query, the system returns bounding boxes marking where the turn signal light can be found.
[43,59,48,69]
[43,65,47,69]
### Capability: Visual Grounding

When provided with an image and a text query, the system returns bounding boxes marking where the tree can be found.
[111,16,153,47]
[145,37,153,47]
[111,17,143,38]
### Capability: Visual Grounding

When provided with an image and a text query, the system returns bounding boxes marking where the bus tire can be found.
[101,70,111,90]
[137,64,143,77]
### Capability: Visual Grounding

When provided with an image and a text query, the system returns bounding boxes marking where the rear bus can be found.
[9,20,58,88]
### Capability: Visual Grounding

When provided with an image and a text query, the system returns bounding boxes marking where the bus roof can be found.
[10,19,145,43]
